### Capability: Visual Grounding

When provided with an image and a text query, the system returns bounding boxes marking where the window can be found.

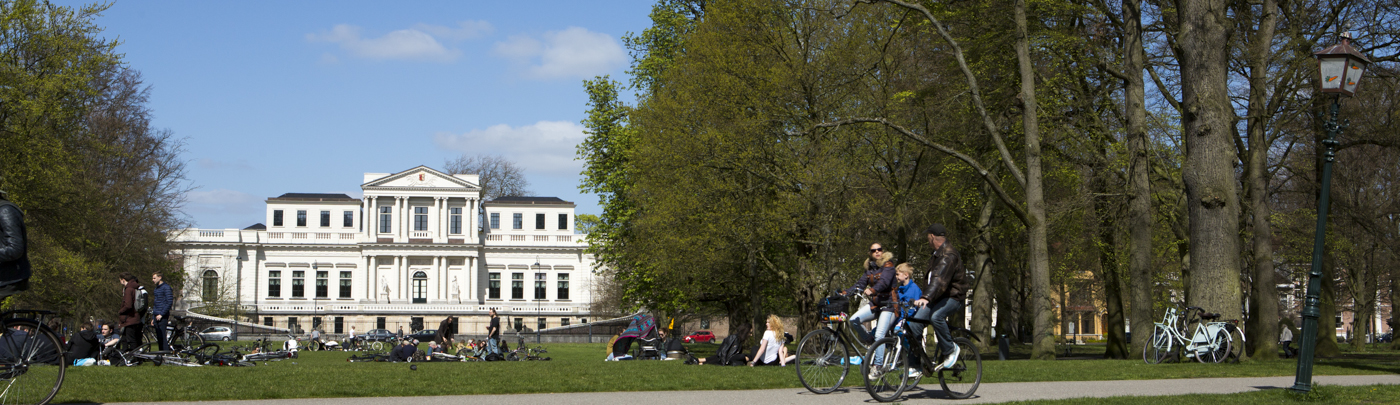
[412,271,427,303]
[343,211,353,227]
[288,317,300,334]
[339,271,352,298]
[512,213,522,229]
[490,213,500,229]
[513,318,523,332]
[320,210,330,227]
[334,317,344,334]
[201,270,219,302]
[511,273,523,299]
[379,206,392,233]
[315,271,328,298]
[313,317,323,329]
[264,317,273,327]
[536,213,545,230]
[559,214,568,230]
[557,273,570,300]
[449,208,462,234]
[296,210,307,227]
[292,271,305,298]
[414,207,428,231]
[273,210,283,226]
[268,271,281,298]
[561,318,570,327]
[537,317,546,331]
[376,317,386,329]
[488,273,500,299]
[534,273,546,300]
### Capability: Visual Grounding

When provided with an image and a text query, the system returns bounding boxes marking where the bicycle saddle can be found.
[1199,312,1221,320]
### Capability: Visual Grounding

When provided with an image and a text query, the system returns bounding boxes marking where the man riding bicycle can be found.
[907,223,969,378]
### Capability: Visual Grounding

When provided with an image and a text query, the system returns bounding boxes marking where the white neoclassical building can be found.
[168,166,597,336]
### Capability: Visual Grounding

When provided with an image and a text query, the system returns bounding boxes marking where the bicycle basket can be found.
[819,294,849,316]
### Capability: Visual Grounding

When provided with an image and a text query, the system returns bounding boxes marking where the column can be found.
[437,197,446,241]
[365,196,375,241]
[368,256,377,302]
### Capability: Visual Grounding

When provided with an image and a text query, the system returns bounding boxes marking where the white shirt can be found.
[761,330,782,364]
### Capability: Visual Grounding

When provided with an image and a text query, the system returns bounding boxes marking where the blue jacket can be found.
[896,281,923,318]
[153,281,174,316]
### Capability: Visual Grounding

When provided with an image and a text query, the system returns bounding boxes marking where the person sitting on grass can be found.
[389,339,417,362]
[97,323,121,364]
[749,315,796,366]
[66,322,101,366]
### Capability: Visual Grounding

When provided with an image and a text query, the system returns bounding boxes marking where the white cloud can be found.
[413,20,494,41]
[493,27,625,79]
[307,24,461,62]
[433,121,585,175]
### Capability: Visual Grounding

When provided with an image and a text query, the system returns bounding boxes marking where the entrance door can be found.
[412,271,427,303]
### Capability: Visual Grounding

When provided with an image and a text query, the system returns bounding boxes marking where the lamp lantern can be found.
[1315,32,1370,96]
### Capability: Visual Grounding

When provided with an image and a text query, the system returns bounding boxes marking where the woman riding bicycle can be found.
[845,244,898,348]
[908,224,969,373]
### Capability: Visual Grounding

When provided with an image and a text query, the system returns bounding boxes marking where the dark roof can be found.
[485,196,573,205]
[268,193,357,202]
[244,223,267,230]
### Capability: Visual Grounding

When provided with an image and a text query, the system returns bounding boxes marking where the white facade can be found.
[169,166,596,335]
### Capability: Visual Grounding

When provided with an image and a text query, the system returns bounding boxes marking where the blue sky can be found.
[71,0,655,229]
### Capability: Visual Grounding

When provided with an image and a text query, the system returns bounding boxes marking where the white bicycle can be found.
[1144,305,1244,364]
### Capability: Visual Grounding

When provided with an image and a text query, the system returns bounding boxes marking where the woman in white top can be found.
[750,314,796,366]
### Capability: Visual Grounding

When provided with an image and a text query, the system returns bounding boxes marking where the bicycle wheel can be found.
[796,328,849,394]
[939,337,982,399]
[0,319,66,405]
[178,333,206,353]
[1144,325,1173,364]
[863,337,909,403]
[368,341,384,351]
[1197,329,1230,364]
[140,328,161,354]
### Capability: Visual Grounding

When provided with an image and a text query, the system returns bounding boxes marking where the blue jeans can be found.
[908,298,962,363]
[868,310,896,365]
[487,337,499,355]
[849,305,893,345]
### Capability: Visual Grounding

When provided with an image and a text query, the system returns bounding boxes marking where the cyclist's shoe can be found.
[867,365,883,380]
[907,367,923,379]
[940,345,960,370]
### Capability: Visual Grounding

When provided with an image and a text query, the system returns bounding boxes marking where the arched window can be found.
[412,271,427,304]
[202,270,219,302]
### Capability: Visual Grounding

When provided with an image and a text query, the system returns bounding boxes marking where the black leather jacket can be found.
[0,201,30,287]
[921,241,968,303]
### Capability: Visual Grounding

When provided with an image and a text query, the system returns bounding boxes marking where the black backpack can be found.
[715,335,744,365]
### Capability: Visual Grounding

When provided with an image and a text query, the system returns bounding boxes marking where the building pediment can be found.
[362,166,479,191]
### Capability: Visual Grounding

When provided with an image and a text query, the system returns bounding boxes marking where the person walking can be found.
[0,190,31,299]
[907,224,969,373]
[435,316,456,347]
[151,271,174,351]
[116,273,144,352]
[487,309,501,355]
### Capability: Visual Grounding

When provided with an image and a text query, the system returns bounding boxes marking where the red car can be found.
[683,330,716,343]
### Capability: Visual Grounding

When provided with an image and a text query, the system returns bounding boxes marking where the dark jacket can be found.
[119,282,140,328]
[66,329,100,362]
[921,241,969,303]
[153,281,173,317]
[0,202,31,287]
[851,251,897,310]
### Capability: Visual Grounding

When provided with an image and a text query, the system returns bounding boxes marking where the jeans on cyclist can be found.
[868,309,897,365]
[907,297,961,366]
[848,305,890,345]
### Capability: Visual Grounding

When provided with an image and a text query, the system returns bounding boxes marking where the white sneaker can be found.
[940,345,960,370]
[867,365,883,380]
[907,367,923,379]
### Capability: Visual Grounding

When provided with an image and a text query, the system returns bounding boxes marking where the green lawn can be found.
[50,342,1400,403]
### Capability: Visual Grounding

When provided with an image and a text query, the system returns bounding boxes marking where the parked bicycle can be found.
[0,310,66,405]
[1144,305,1243,364]
[862,303,982,402]
[141,315,205,354]
[795,292,875,394]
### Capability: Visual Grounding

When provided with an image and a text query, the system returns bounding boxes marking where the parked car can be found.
[1378,332,1393,343]
[683,330,716,343]
[407,329,437,343]
[358,329,396,342]
[199,326,233,341]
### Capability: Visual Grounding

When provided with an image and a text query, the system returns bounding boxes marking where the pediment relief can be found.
[363,166,479,190]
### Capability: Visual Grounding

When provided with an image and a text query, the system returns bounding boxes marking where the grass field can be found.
[49,342,1400,403]
[1002,384,1400,405]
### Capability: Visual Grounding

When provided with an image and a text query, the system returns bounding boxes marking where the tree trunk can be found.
[1123,0,1155,361]
[1096,179,1128,359]
[1390,260,1400,350]
[1178,0,1243,322]
[1243,0,1278,362]
[970,192,996,352]
[1015,0,1055,361]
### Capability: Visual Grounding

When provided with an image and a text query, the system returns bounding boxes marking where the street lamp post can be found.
[1292,31,1370,394]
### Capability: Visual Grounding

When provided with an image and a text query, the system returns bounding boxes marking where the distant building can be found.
[168,166,597,336]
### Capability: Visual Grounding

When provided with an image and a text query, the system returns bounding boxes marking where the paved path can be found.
[105,374,1400,405]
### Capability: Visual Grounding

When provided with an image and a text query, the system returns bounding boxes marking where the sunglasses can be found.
[870,248,882,252]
